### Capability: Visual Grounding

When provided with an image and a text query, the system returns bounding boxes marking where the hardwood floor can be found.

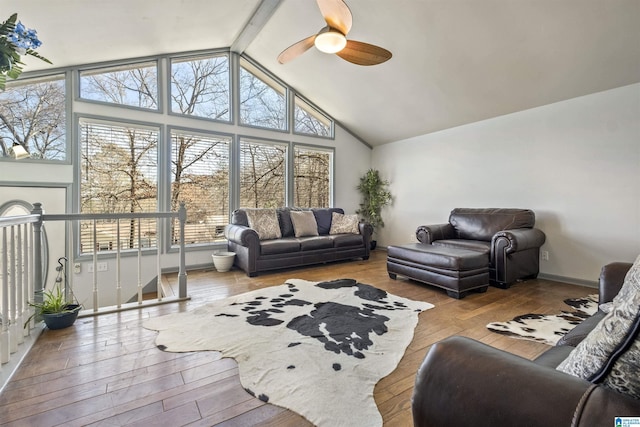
[0,250,596,426]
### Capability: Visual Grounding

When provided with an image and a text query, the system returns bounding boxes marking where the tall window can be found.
[239,139,287,208]
[0,74,66,160]
[239,59,287,131]
[79,61,158,110]
[294,146,333,208]
[294,96,332,137]
[79,119,159,253]
[170,54,230,121]
[170,130,230,244]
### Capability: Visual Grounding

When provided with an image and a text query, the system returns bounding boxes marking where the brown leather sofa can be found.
[416,208,546,288]
[412,262,640,427]
[224,207,372,277]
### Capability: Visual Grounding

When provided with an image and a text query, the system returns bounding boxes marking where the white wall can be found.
[372,84,640,284]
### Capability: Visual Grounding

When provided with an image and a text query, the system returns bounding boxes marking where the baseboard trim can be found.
[537,273,598,289]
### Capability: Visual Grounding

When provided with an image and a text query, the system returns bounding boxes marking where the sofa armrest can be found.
[224,223,260,248]
[491,227,546,254]
[599,262,633,304]
[413,336,640,427]
[416,223,455,244]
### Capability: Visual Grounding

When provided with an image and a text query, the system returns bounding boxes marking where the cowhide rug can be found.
[143,278,433,427]
[486,294,598,345]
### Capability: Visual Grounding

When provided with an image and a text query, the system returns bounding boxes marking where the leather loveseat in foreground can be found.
[412,261,640,427]
[224,207,372,277]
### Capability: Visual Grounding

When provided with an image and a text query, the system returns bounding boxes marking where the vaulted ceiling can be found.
[7,0,640,146]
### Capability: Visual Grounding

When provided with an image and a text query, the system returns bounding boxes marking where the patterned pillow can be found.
[556,254,640,399]
[290,211,319,238]
[245,209,281,240]
[329,213,360,235]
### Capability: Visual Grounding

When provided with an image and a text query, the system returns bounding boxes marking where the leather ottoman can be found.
[387,244,490,299]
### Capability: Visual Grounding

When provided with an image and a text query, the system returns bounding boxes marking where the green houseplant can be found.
[24,257,81,330]
[356,169,392,249]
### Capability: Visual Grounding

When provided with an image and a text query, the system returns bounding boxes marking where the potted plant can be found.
[356,169,392,250]
[24,257,81,330]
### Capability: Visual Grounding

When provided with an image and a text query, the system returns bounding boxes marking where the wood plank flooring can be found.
[0,250,596,426]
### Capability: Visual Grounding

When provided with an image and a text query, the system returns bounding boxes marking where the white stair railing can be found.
[0,202,189,392]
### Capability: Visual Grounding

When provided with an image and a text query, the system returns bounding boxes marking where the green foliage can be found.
[356,169,392,233]
[24,286,79,329]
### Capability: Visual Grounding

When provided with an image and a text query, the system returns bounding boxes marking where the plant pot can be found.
[42,304,81,330]
[212,251,236,272]
[370,240,377,250]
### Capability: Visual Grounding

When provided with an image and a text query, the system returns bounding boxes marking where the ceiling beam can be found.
[231,0,283,54]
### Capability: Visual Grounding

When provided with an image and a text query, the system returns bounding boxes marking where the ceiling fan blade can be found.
[316,0,353,35]
[277,35,317,64]
[336,40,392,66]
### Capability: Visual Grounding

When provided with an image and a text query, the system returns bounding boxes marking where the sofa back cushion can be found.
[313,208,344,235]
[449,208,535,241]
[290,211,320,237]
[245,208,282,240]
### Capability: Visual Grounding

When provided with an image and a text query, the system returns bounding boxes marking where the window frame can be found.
[0,72,71,164]
[77,59,162,113]
[292,93,334,139]
[167,51,232,124]
[237,56,289,133]
[291,143,335,208]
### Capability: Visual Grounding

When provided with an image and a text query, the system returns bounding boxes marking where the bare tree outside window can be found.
[294,146,332,207]
[0,75,66,160]
[80,62,158,109]
[294,96,331,137]
[171,54,230,121]
[170,131,230,244]
[239,60,286,130]
[80,121,158,253]
[239,140,286,208]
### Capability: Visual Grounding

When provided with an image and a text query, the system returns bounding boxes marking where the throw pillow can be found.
[329,212,360,235]
[556,254,640,399]
[290,211,319,238]
[246,209,281,240]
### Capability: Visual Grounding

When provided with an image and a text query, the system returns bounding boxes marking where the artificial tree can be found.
[356,169,392,249]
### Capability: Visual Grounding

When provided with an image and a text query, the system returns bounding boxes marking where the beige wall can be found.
[372,84,640,284]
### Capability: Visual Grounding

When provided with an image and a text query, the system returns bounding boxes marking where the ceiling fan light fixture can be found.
[314,30,347,54]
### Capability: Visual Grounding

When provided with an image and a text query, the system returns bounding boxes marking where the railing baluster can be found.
[137,218,142,304]
[23,223,32,337]
[9,226,17,353]
[157,217,162,301]
[92,220,98,312]
[178,202,187,299]
[1,227,9,364]
[116,219,121,308]
[15,226,24,346]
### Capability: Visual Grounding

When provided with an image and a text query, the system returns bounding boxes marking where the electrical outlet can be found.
[74,263,81,274]
[87,262,108,272]
[541,250,549,261]
[409,233,415,241]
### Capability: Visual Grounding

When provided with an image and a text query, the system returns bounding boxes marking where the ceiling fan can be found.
[277,0,392,66]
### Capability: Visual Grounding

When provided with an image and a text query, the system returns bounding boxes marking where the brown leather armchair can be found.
[416,208,546,288]
[412,262,640,427]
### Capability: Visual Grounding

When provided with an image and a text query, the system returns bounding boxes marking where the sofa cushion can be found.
[432,239,490,253]
[290,211,319,238]
[557,254,640,399]
[329,212,359,235]
[260,238,300,255]
[246,209,282,240]
[298,236,333,251]
[449,208,535,241]
[277,207,305,238]
[556,311,606,347]
[313,208,344,235]
[331,233,364,248]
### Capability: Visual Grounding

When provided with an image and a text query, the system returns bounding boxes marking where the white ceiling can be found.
[6,0,640,146]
